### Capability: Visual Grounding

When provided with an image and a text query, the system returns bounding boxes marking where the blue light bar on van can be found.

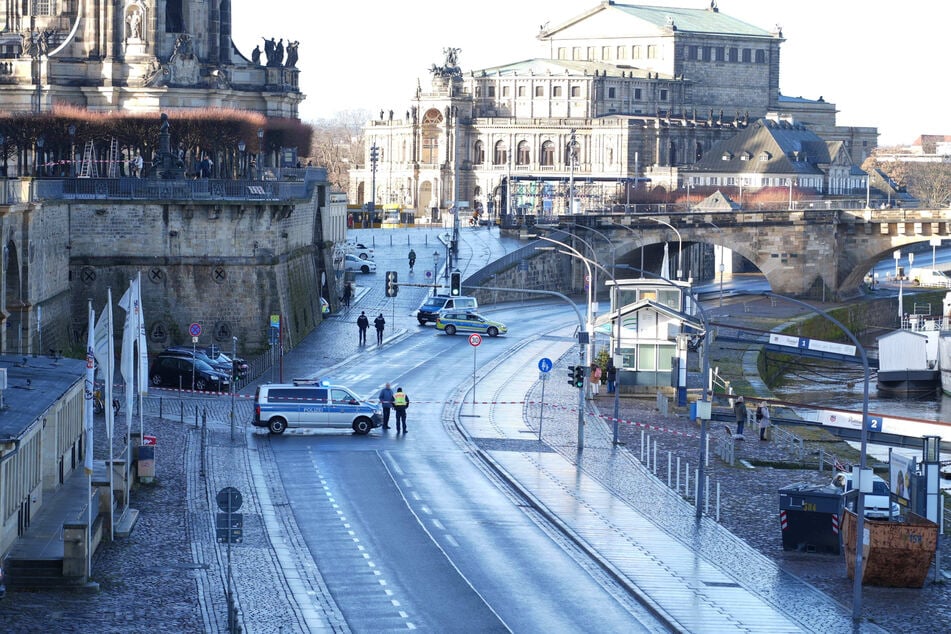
[292,378,322,385]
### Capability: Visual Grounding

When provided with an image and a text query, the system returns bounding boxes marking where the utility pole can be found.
[369,143,379,218]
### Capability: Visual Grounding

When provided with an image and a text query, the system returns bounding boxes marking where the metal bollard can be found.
[667,452,672,487]
[716,482,721,522]
[640,429,645,462]
[676,457,681,492]
[159,397,163,419]
[180,400,184,425]
[653,442,658,475]
[685,463,690,499]
[195,405,199,429]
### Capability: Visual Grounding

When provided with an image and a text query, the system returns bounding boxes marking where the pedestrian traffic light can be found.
[567,365,576,386]
[385,271,398,297]
[572,365,585,389]
[450,271,462,296]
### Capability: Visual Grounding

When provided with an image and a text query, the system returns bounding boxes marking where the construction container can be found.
[842,510,938,587]
[778,483,845,554]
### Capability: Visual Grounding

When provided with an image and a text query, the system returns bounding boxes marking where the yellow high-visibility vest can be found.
[394,392,408,407]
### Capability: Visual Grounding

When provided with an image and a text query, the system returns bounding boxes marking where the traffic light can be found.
[450,271,461,296]
[369,144,379,166]
[569,365,585,388]
[385,270,399,297]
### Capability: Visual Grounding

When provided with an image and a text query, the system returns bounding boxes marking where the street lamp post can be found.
[567,129,578,214]
[256,128,264,180]
[432,250,440,295]
[719,261,725,308]
[533,235,592,452]
[68,125,76,178]
[761,292,870,621]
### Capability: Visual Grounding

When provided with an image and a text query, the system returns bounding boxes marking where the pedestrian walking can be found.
[378,382,394,429]
[374,313,385,345]
[732,395,747,438]
[356,311,369,346]
[342,282,353,308]
[393,387,410,433]
[756,401,771,440]
[606,361,617,394]
[408,248,416,273]
[589,362,602,396]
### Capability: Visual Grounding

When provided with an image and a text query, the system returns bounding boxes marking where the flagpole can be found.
[85,301,95,579]
[137,271,146,442]
[106,288,115,542]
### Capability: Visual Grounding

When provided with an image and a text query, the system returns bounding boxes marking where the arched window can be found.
[540,141,555,166]
[516,140,530,166]
[473,141,485,165]
[421,108,444,164]
[695,142,703,162]
[494,140,508,166]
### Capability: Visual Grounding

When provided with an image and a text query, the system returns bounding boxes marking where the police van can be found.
[252,379,382,435]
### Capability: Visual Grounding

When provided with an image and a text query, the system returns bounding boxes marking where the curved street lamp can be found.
[644,216,683,280]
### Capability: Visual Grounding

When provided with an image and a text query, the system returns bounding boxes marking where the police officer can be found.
[393,387,410,433]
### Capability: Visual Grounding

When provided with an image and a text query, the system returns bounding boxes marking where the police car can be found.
[435,311,507,336]
[252,379,383,435]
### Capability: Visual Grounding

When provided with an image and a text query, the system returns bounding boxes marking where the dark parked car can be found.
[163,346,236,377]
[149,356,231,392]
[204,345,249,378]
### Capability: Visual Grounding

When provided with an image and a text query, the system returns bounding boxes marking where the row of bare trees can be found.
[0,105,313,179]
[863,149,951,208]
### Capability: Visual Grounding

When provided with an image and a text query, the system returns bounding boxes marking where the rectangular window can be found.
[601,46,611,60]
[534,85,544,97]
[616,46,626,60]
[571,85,581,97]
[518,85,526,97]
[716,47,725,62]
[701,47,710,62]
[658,347,673,372]
[634,88,642,100]
[647,45,657,59]
[660,89,668,101]
[502,86,509,97]
[475,86,481,98]
[729,48,738,62]
[558,47,567,60]
[742,48,751,63]
[687,45,698,61]
[487,86,496,98]
[637,344,655,370]
[552,85,563,97]
[755,49,766,63]
[573,47,582,61]
[587,47,595,60]
[632,45,641,59]
[608,87,616,98]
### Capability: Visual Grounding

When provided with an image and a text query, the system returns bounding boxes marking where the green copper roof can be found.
[612,3,773,37]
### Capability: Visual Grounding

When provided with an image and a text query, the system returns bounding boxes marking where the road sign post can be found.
[538,357,552,440]
[216,487,243,634]
[469,334,481,405]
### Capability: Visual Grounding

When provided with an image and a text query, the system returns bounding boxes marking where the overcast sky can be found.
[230,1,944,146]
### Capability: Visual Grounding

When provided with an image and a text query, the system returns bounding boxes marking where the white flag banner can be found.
[94,289,115,439]
[660,242,670,281]
[898,279,904,321]
[136,271,149,396]
[84,302,95,474]
[118,277,137,423]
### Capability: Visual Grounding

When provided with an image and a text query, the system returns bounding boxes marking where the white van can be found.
[416,294,478,325]
[832,471,900,519]
[252,379,382,435]
[909,267,951,288]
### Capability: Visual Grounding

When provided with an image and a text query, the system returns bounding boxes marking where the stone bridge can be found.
[550,207,951,298]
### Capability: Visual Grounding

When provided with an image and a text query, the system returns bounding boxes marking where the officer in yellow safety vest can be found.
[393,387,410,433]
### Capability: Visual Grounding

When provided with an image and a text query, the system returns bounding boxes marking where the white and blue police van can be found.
[252,379,382,435]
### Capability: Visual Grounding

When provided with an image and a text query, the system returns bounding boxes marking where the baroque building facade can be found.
[0,0,302,117]
[349,1,877,220]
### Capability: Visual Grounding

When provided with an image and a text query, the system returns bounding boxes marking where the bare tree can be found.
[303,109,371,190]
[906,162,951,208]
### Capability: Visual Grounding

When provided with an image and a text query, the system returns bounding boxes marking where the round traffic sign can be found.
[468,333,482,347]
[538,357,553,373]
[189,322,202,337]
[216,486,242,512]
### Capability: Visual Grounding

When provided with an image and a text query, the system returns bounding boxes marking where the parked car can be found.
[832,471,901,519]
[149,355,231,392]
[203,345,250,378]
[344,253,376,274]
[163,346,235,377]
[416,294,478,325]
[435,311,507,336]
[345,242,374,260]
